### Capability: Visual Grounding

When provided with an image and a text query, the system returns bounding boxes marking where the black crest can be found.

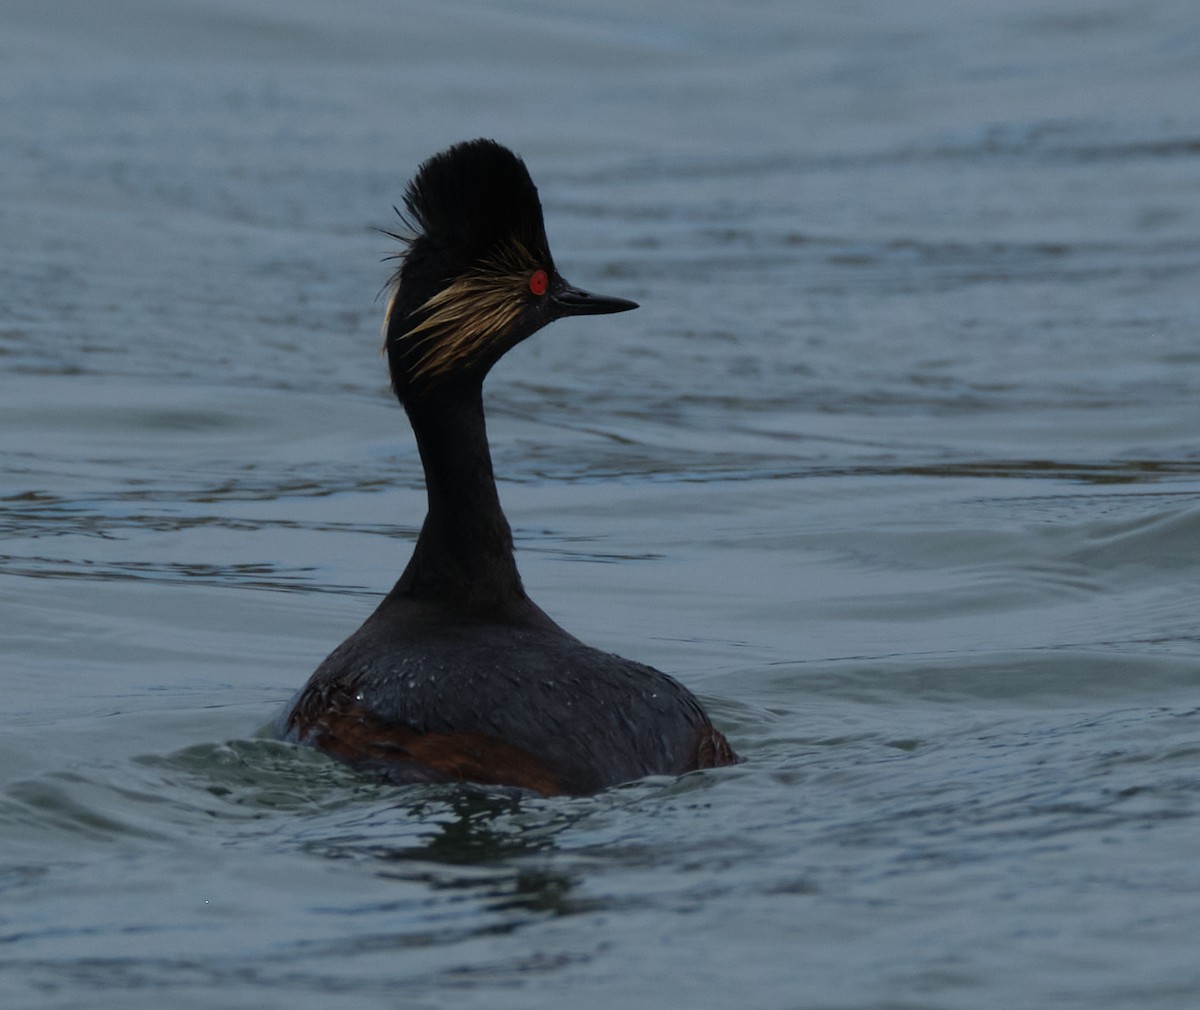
[401,139,553,271]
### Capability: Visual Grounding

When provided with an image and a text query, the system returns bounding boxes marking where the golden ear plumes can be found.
[385,240,542,383]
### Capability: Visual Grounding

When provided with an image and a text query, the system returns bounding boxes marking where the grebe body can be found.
[280,139,737,795]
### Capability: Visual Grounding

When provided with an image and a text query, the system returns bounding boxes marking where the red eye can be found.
[528,269,549,296]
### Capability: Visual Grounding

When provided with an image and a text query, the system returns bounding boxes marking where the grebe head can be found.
[382,139,637,401]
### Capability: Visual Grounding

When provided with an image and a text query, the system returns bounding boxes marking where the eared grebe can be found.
[280,139,737,795]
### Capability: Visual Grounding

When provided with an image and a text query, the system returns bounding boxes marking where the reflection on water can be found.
[4,0,1200,1006]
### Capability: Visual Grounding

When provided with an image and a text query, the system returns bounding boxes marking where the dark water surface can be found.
[4,1,1200,1007]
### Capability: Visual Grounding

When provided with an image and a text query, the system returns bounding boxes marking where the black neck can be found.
[392,381,528,614]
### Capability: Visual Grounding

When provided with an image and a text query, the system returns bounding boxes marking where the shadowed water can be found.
[3,1,1200,1007]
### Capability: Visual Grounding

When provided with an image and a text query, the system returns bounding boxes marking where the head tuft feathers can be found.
[400,139,553,271]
